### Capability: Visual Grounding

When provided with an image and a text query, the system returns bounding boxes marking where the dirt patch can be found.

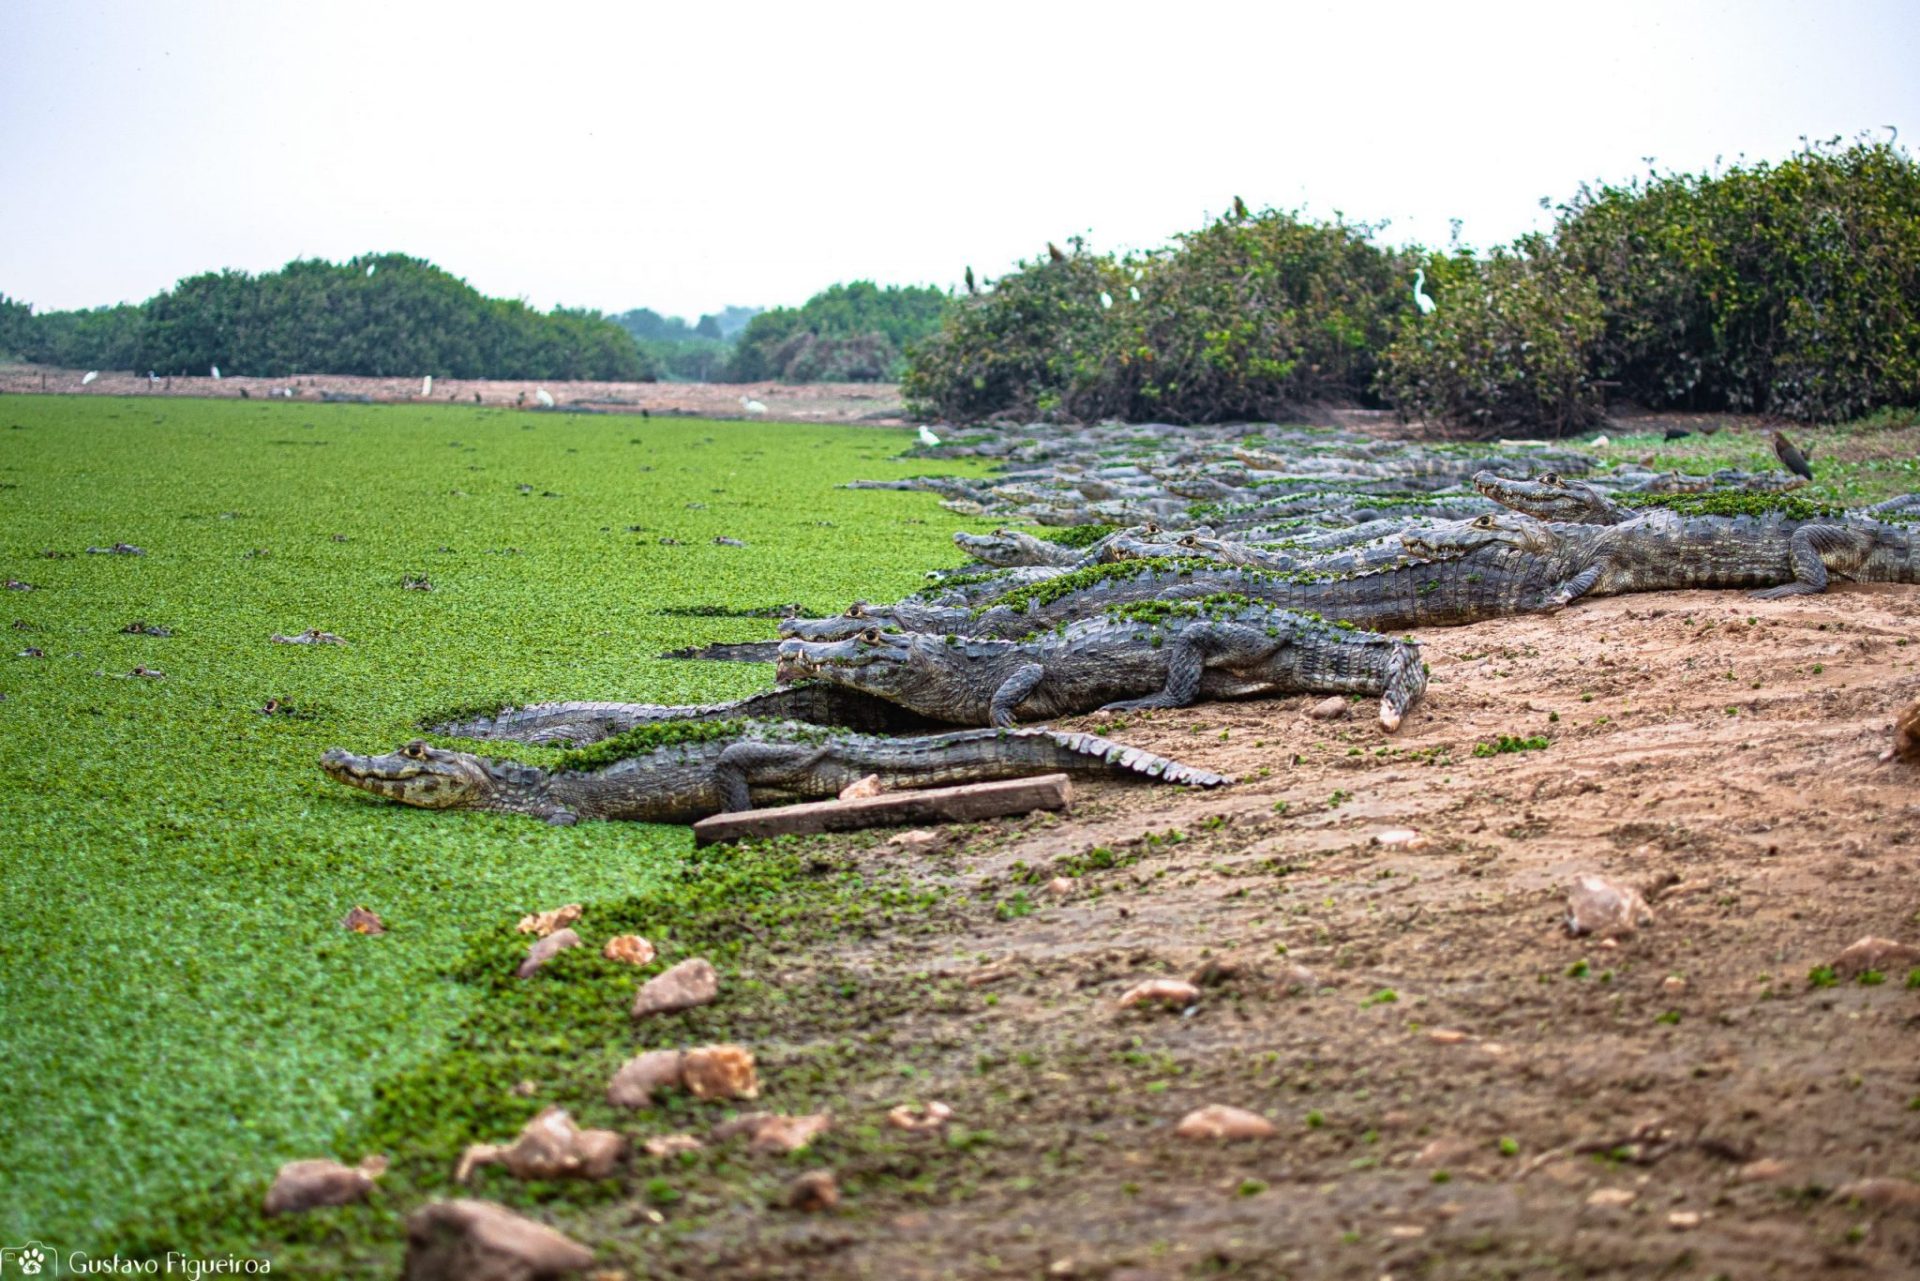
[0,365,910,425]
[617,584,1920,1279]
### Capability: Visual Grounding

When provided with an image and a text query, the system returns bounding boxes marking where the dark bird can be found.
[964,265,977,295]
[1232,194,1249,220]
[1772,430,1815,481]
[1047,242,1066,264]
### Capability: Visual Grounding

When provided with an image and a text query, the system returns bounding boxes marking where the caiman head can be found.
[778,602,901,642]
[776,626,919,691]
[1472,470,1626,524]
[1400,512,1563,561]
[320,739,502,811]
[952,530,1027,566]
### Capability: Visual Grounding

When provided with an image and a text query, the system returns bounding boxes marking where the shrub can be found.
[730,281,948,382]
[1375,238,1607,435]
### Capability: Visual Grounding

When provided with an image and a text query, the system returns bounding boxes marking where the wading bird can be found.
[1772,430,1815,481]
[81,371,98,385]
[535,388,555,408]
[917,425,941,447]
[1413,269,1436,316]
[740,395,768,415]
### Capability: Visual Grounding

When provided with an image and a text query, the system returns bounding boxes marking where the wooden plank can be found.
[692,774,1072,846]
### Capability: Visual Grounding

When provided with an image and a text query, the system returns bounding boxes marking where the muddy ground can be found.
[632,583,1920,1280]
[0,365,912,423]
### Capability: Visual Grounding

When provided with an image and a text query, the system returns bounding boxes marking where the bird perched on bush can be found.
[1232,195,1249,220]
[1772,430,1814,480]
[1047,242,1066,264]
[1412,269,1436,316]
[964,266,976,295]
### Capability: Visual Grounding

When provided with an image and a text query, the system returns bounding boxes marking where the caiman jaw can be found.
[775,629,917,692]
[319,739,490,809]
[1401,513,1555,560]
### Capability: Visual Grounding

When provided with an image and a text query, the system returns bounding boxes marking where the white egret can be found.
[917,425,941,447]
[421,375,433,397]
[1413,269,1436,316]
[1129,286,1141,303]
[211,365,220,379]
[534,387,555,408]
[739,395,768,415]
[1099,291,1113,309]
[81,371,98,385]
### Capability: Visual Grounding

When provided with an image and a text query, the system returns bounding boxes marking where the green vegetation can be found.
[7,254,654,380]
[0,396,988,1246]
[608,306,759,382]
[1618,492,1847,520]
[728,281,952,382]
[1032,522,1120,548]
[1472,734,1550,757]
[905,139,1920,432]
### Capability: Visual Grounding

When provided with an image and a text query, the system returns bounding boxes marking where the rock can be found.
[516,904,582,937]
[1415,1137,1479,1167]
[1736,1157,1790,1183]
[1427,1028,1471,1045]
[1373,828,1429,849]
[642,1134,704,1157]
[1119,978,1201,1009]
[402,1198,594,1281]
[517,928,581,979]
[606,1051,685,1108]
[1586,1187,1636,1208]
[888,829,940,848]
[1175,1105,1275,1141]
[264,1155,387,1215]
[340,905,386,935]
[1385,1225,1426,1240]
[630,957,720,1019]
[887,1101,953,1132]
[1046,876,1074,898]
[838,774,884,800]
[1661,975,1687,994]
[748,1113,832,1154]
[457,1108,626,1183]
[787,1169,840,1213]
[1831,936,1920,978]
[601,935,656,966]
[1667,1211,1702,1230]
[1307,695,1349,720]
[682,1045,758,1100]
[1832,1178,1920,1212]
[1564,874,1654,938]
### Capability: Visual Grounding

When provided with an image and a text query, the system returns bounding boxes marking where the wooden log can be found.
[692,774,1072,846]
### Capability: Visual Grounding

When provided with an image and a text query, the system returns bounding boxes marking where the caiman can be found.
[774,598,1428,732]
[320,720,1231,826]
[1476,470,1920,528]
[1402,507,1920,602]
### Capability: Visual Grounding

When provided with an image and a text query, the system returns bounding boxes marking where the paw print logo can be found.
[18,1248,44,1275]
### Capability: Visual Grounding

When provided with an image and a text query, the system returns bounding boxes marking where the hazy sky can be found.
[4,0,1916,319]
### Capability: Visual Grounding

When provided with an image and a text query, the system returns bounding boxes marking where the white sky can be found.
[4,0,1916,319]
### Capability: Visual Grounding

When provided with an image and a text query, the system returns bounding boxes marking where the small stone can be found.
[1415,1138,1478,1167]
[1048,1261,1078,1278]
[263,1155,386,1215]
[1046,876,1074,898]
[1175,1105,1275,1141]
[787,1169,840,1212]
[1307,695,1348,720]
[1427,1028,1470,1044]
[1119,978,1201,1009]
[516,928,581,979]
[1273,964,1316,995]
[1667,1211,1702,1230]
[1661,975,1687,994]
[631,957,720,1019]
[1587,1187,1636,1208]
[1832,1178,1920,1212]
[601,935,655,966]
[402,1198,594,1281]
[838,774,884,800]
[1831,936,1920,979]
[1373,828,1428,849]
[1736,1157,1789,1183]
[887,1101,953,1132]
[888,828,939,848]
[1565,874,1654,938]
[606,1050,685,1108]
[1385,1224,1427,1240]
[460,1107,627,1183]
[516,904,582,937]
[749,1113,832,1154]
[340,905,386,935]
[682,1045,758,1100]
[1882,697,1920,763]
[642,1134,703,1157]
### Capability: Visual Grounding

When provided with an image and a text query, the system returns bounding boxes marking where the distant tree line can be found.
[905,137,1920,431]
[2,254,656,381]
[610,284,953,383]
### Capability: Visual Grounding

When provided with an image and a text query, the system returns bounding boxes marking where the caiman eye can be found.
[403,740,429,760]
[859,628,884,644]
[844,602,866,618]
[1472,516,1496,529]
[1542,472,1564,486]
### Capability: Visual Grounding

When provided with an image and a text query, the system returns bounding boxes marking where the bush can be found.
[1375,238,1607,435]
[903,241,1136,421]
[729,281,948,382]
[1556,138,1920,420]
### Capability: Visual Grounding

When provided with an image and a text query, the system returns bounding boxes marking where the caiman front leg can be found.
[1546,562,1605,609]
[711,742,830,812]
[989,663,1047,728]
[1101,623,1279,712]
[1750,525,1863,599]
